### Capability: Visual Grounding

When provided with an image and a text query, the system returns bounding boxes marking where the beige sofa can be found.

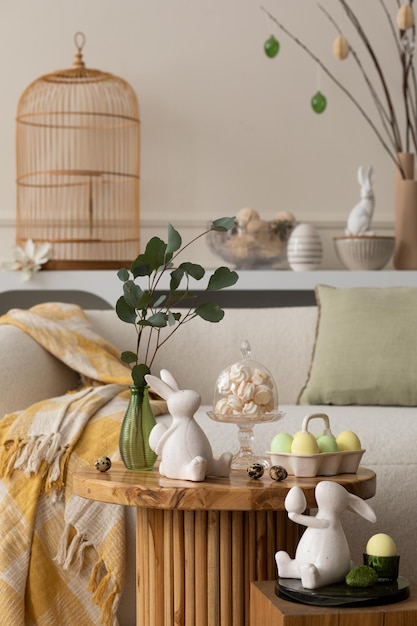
[1,298,416,625]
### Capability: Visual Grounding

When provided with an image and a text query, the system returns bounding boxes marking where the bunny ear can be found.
[347,493,377,523]
[357,165,365,185]
[367,166,375,184]
[160,369,181,391]
[145,373,175,401]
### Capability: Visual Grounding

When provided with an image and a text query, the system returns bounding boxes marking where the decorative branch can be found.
[319,4,398,153]
[260,5,400,172]
[261,1,417,179]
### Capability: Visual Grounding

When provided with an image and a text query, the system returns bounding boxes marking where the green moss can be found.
[345,565,378,587]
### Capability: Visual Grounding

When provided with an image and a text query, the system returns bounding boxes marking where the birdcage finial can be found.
[73,32,86,69]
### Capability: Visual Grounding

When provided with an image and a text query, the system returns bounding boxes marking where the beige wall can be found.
[0,1,399,269]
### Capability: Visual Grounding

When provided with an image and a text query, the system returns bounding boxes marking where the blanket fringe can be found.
[99,582,120,626]
[0,438,21,477]
[88,558,120,626]
[45,444,72,494]
[0,433,72,496]
[56,524,93,574]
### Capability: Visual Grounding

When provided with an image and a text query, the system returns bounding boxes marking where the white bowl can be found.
[334,236,394,270]
[266,449,365,478]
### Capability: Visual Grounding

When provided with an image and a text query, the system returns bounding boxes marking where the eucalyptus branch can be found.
[260,5,400,172]
[116,218,239,386]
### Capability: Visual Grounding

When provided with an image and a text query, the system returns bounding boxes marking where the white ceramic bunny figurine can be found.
[276,481,376,589]
[145,369,233,482]
[345,165,375,236]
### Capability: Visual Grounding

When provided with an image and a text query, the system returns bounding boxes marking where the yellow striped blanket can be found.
[0,303,166,626]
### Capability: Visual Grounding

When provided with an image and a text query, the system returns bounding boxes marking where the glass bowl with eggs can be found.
[266,413,365,477]
[206,208,296,269]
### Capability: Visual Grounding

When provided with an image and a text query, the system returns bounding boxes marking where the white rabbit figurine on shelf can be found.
[345,165,375,236]
[145,369,233,482]
[276,481,376,589]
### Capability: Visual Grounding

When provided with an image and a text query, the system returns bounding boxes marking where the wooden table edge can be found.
[72,464,376,511]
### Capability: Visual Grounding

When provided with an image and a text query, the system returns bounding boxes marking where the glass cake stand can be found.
[207,409,284,470]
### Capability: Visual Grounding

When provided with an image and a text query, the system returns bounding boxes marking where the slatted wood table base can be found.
[72,465,376,626]
[136,508,302,626]
[250,581,417,626]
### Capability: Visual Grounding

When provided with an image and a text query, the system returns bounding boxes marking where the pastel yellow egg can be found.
[336,430,362,451]
[291,432,320,455]
[366,533,397,557]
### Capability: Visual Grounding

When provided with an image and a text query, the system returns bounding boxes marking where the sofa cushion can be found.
[298,285,417,406]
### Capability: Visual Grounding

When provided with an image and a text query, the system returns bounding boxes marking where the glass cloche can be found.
[207,340,284,469]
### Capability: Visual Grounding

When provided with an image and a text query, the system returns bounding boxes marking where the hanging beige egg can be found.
[397,4,415,30]
[332,34,349,60]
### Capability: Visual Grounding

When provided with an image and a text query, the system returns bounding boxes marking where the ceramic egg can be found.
[95,456,112,472]
[269,465,288,481]
[336,430,362,451]
[366,533,397,557]
[246,463,264,479]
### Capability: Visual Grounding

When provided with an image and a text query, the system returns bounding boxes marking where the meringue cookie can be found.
[237,380,255,402]
[217,371,233,395]
[227,395,243,412]
[214,398,234,415]
[242,401,260,416]
[252,369,272,387]
[229,363,252,383]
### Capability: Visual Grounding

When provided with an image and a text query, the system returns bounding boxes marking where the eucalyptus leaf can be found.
[115,296,137,324]
[147,312,167,327]
[153,294,167,308]
[136,292,153,309]
[145,237,168,272]
[131,253,151,277]
[169,267,185,291]
[121,351,138,364]
[211,217,235,231]
[123,280,144,308]
[195,302,225,322]
[167,224,182,253]
[117,268,130,282]
[207,267,239,291]
[180,262,205,280]
[132,363,151,387]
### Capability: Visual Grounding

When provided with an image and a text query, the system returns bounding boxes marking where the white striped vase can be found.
[287,223,322,271]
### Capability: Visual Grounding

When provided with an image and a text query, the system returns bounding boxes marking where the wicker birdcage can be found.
[16,33,140,269]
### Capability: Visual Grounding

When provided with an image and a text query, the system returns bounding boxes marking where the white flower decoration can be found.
[10,239,52,281]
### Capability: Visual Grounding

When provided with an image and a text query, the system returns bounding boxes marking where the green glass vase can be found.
[119,385,157,470]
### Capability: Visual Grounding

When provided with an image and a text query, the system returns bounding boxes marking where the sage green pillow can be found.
[298,285,417,406]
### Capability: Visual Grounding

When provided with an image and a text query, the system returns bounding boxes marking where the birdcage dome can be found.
[16,33,140,269]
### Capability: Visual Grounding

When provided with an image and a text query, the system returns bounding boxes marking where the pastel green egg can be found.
[271,432,293,453]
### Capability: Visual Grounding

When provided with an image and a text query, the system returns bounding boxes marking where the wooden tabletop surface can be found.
[72,464,376,511]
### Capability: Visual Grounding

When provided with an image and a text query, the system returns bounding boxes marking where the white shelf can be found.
[1,270,416,308]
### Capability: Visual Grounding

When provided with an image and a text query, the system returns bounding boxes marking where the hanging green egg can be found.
[264,35,280,58]
[311,91,327,114]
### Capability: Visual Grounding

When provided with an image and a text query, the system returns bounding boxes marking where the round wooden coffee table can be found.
[73,464,376,626]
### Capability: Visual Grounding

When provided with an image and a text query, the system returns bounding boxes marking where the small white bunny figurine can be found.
[345,165,375,236]
[145,369,233,482]
[276,481,376,589]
